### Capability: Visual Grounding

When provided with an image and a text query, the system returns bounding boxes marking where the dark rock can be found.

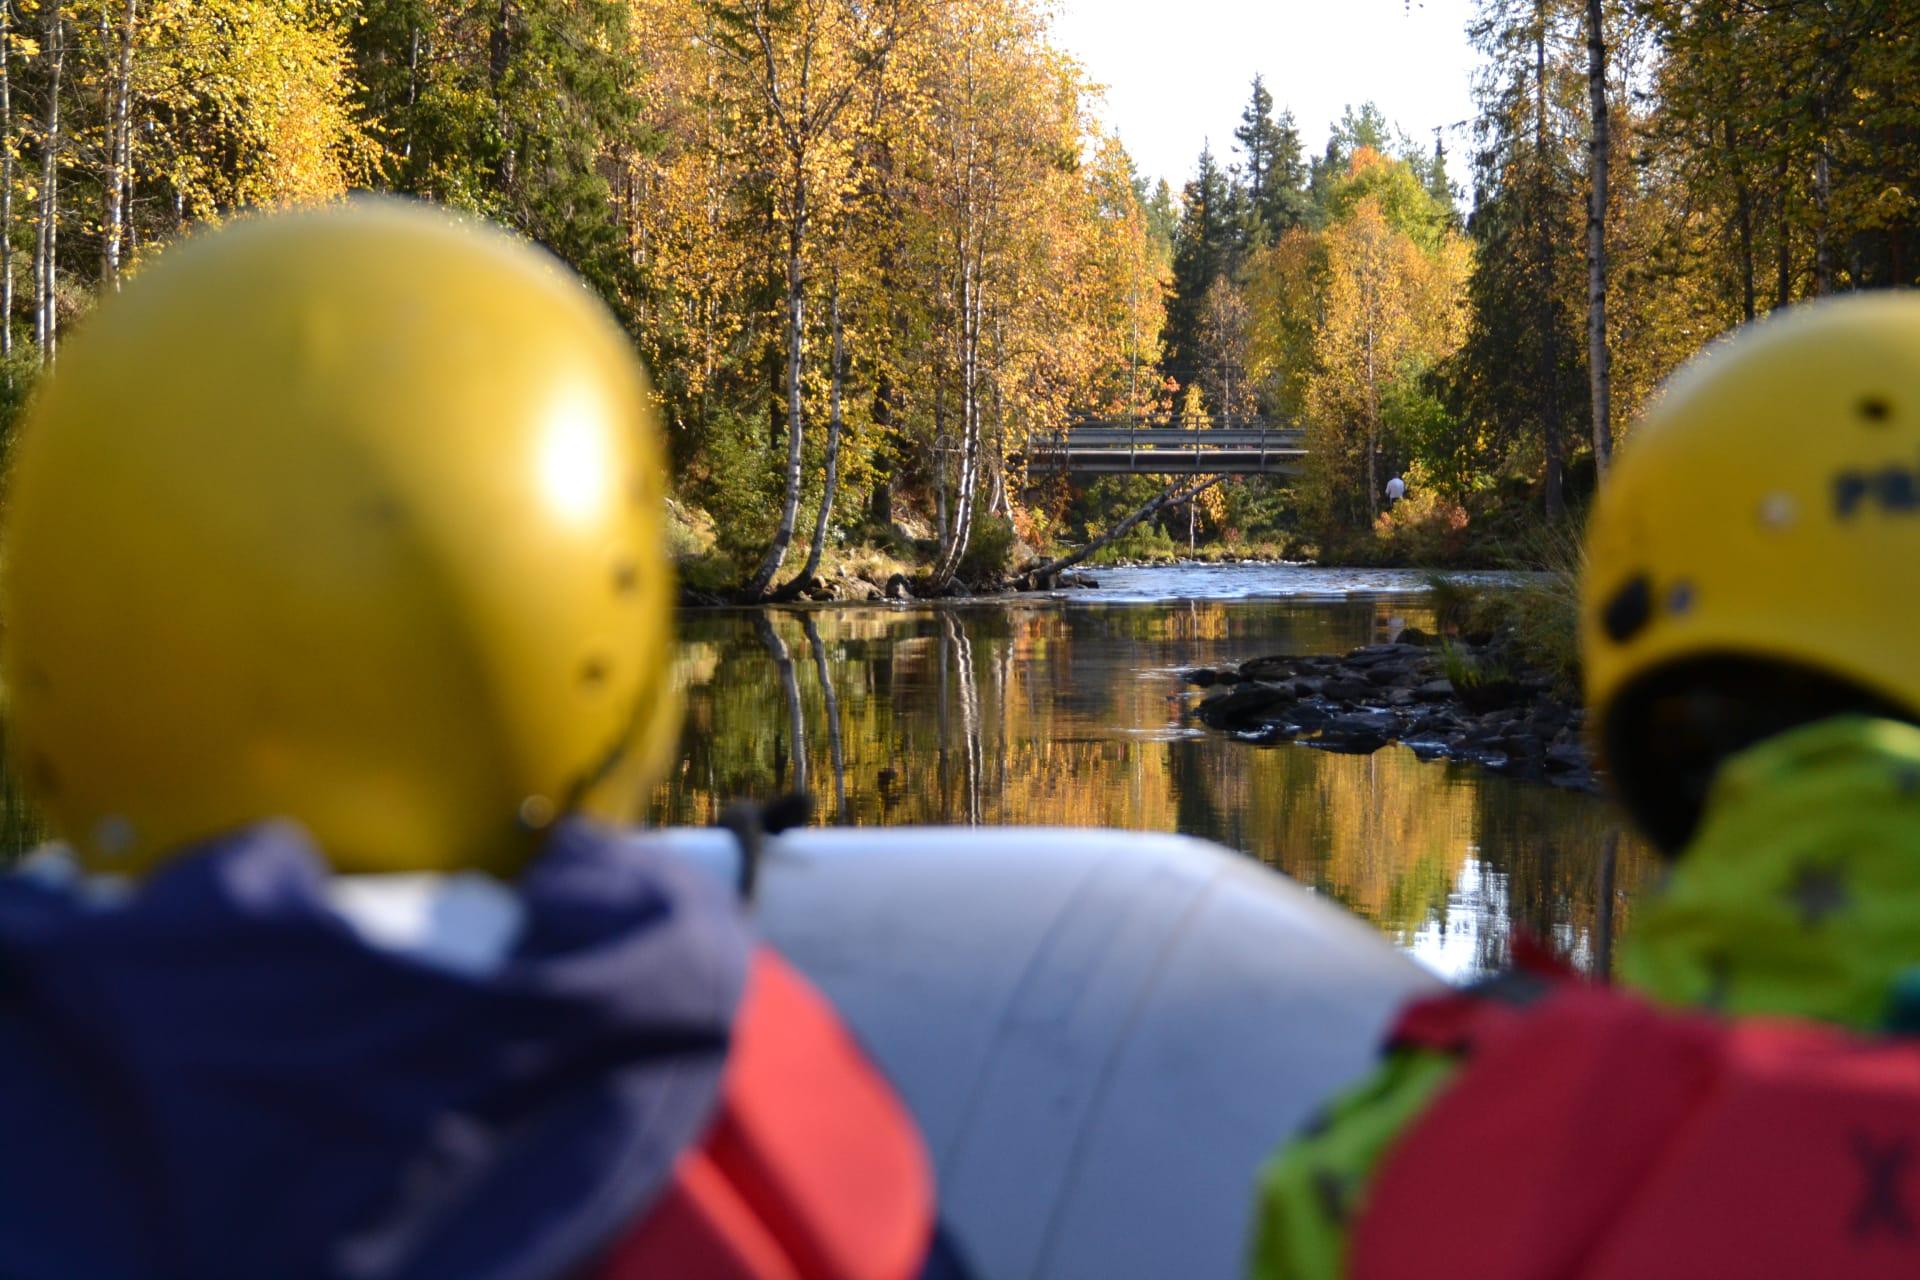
[1344,643,1426,667]
[1191,641,1590,796]
[1546,739,1589,773]
[1309,710,1401,754]
[1526,705,1572,735]
[1196,683,1297,729]
[1186,668,1219,688]
[1393,626,1436,646]
[1279,702,1336,733]
[885,573,914,601]
[1056,572,1099,589]
[1456,678,1526,714]
[1322,676,1376,704]
[1239,656,1298,683]
[1403,711,1459,738]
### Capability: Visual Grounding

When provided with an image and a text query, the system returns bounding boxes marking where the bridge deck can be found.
[1023,421,1305,477]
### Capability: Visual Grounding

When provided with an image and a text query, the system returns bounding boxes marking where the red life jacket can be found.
[1350,975,1920,1279]
[592,948,935,1280]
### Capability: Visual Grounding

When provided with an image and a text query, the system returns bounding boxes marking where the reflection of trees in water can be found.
[802,615,848,822]
[941,612,983,825]
[756,613,806,796]
[1471,790,1657,976]
[653,602,1652,979]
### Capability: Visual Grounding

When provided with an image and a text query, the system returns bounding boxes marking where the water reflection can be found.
[654,595,1659,980]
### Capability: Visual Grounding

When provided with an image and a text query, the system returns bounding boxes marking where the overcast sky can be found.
[1051,0,1481,197]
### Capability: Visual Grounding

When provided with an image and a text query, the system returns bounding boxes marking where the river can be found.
[650,564,1659,981]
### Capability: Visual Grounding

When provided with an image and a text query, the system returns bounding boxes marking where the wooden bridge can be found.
[1022,417,1306,477]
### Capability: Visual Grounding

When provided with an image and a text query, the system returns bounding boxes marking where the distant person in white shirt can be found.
[1385,475,1407,504]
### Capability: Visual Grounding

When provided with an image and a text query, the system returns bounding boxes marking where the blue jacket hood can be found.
[0,820,751,1280]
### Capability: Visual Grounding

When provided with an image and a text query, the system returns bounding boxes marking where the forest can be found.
[0,0,1914,594]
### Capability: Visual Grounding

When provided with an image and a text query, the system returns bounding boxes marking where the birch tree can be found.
[32,0,61,363]
[706,0,913,601]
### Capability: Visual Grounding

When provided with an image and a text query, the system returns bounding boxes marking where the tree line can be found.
[0,0,1913,580]
[0,0,1166,597]
[1163,0,1920,562]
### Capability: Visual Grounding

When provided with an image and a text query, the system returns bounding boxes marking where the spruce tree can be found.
[1444,0,1586,518]
[1162,144,1242,399]
[1232,76,1308,242]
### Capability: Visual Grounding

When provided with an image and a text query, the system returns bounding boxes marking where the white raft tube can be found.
[653,826,1440,1280]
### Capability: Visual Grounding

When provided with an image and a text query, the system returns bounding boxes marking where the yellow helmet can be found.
[1583,294,1920,835]
[1,199,678,876]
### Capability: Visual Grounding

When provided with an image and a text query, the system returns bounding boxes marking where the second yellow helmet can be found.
[1582,294,1920,827]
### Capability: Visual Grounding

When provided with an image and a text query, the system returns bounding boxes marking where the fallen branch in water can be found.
[1014,474,1227,591]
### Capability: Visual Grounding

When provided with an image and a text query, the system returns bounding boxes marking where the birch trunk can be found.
[1584,0,1612,478]
[34,1,61,364]
[933,254,982,588]
[101,0,135,290]
[775,271,844,601]
[1,0,14,359]
[746,164,808,599]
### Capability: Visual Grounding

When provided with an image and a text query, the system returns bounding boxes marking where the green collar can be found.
[1618,716,1920,1031]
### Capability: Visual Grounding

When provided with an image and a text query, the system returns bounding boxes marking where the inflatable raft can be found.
[655,826,1439,1280]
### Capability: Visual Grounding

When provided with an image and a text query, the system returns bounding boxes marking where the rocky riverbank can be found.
[1186,632,1599,793]
[679,566,1100,607]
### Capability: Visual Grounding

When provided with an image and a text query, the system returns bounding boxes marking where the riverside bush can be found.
[958,514,1020,583]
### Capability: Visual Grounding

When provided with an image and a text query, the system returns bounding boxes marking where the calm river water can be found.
[649,564,1660,981]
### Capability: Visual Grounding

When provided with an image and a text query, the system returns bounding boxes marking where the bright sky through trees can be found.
[1053,0,1479,193]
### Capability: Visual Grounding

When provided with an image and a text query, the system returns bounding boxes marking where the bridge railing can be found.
[1022,416,1306,475]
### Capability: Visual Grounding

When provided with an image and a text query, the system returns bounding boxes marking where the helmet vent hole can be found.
[27,753,58,795]
[579,656,610,687]
[1603,575,1654,644]
[1860,396,1894,424]
[612,561,638,594]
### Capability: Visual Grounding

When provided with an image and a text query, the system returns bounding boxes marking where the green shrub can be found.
[1440,639,1514,690]
[686,409,781,568]
[957,513,1019,583]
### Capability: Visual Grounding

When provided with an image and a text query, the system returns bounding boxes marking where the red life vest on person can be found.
[1351,975,1920,1280]
[591,947,935,1280]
